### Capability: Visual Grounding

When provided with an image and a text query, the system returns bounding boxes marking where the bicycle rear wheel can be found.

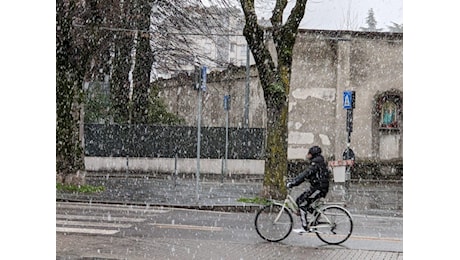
[313,205,353,245]
[254,204,293,242]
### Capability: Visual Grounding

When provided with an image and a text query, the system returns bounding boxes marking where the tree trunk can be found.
[262,100,289,199]
[132,3,154,124]
[110,31,134,123]
[56,0,110,184]
[56,0,88,184]
[239,0,307,199]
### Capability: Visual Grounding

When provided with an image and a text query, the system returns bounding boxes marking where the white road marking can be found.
[350,235,403,242]
[56,214,145,222]
[56,220,132,228]
[298,233,402,242]
[56,202,170,214]
[56,227,119,235]
[151,223,223,232]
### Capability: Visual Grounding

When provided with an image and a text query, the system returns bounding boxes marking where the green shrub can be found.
[56,183,105,193]
[237,197,271,205]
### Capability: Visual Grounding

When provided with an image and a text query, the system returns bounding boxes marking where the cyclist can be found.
[286,145,330,233]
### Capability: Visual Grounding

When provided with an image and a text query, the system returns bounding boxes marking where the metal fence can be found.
[84,124,266,160]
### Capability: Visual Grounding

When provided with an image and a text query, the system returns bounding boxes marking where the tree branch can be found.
[239,0,276,91]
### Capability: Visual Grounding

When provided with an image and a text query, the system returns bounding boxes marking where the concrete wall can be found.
[89,30,402,173]
[85,157,265,175]
[289,30,403,161]
[157,68,266,129]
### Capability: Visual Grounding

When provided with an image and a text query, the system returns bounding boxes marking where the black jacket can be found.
[290,155,330,190]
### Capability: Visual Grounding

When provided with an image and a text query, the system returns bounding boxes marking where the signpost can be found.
[342,90,355,183]
[327,90,356,201]
[195,65,207,200]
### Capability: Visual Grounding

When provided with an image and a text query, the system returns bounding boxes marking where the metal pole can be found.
[346,109,353,187]
[225,105,229,178]
[346,109,352,155]
[174,150,178,187]
[244,45,250,128]
[221,156,224,183]
[80,83,85,172]
[196,79,202,200]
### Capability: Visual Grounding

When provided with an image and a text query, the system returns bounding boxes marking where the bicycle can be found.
[254,187,353,245]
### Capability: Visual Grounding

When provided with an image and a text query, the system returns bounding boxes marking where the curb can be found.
[56,196,402,217]
[56,197,263,213]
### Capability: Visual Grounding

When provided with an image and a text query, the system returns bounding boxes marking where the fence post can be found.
[173,147,178,187]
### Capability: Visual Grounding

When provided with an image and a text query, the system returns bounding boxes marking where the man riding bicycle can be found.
[286,145,330,233]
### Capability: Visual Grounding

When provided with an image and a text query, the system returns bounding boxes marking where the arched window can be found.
[371,90,403,159]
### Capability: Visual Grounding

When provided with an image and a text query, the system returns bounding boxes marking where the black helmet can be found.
[308,146,322,158]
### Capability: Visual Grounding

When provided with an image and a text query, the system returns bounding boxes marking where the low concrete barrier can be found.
[85,157,265,175]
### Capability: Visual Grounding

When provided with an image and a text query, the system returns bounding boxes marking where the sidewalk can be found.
[56,172,402,217]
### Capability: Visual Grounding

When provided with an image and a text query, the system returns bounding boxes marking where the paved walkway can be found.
[56,172,403,217]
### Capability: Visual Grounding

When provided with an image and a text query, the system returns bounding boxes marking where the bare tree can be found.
[238,0,308,198]
[150,2,244,77]
[338,0,360,31]
[89,1,235,123]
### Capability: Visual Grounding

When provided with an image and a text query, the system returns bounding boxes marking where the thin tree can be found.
[360,8,382,32]
[238,0,308,198]
[339,0,360,31]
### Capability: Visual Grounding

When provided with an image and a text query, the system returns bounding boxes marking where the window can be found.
[376,92,402,130]
[381,101,398,128]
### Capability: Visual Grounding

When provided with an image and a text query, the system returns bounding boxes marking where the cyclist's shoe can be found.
[293,226,309,235]
[292,228,307,234]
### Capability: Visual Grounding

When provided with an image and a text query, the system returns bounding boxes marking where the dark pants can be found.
[296,188,328,212]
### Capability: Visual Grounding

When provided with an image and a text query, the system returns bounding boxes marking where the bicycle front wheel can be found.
[313,205,353,245]
[254,204,293,242]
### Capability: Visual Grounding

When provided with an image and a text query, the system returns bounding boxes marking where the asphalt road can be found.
[56,202,403,259]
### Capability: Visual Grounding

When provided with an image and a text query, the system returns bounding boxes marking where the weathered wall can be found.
[348,35,403,159]
[157,30,403,161]
[288,30,402,160]
[289,34,338,159]
[157,68,267,129]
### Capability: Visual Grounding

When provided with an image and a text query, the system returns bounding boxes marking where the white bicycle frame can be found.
[271,194,351,232]
[272,193,298,223]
